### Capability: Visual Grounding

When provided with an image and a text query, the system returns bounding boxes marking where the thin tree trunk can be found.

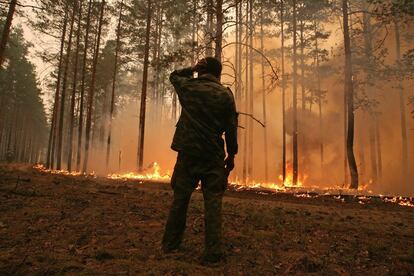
[151,2,160,114]
[206,0,214,56]
[362,7,378,184]
[214,0,223,62]
[292,0,299,185]
[67,0,82,172]
[82,0,105,173]
[154,5,163,118]
[0,0,17,67]
[394,21,408,177]
[57,0,77,170]
[236,0,242,180]
[248,0,254,179]
[300,21,305,113]
[299,19,306,180]
[192,0,197,64]
[368,116,378,183]
[242,0,249,183]
[358,118,366,184]
[260,4,268,182]
[343,0,358,189]
[280,0,286,183]
[137,0,152,171]
[106,0,123,170]
[46,9,69,169]
[76,0,92,172]
[375,114,382,180]
[314,20,323,171]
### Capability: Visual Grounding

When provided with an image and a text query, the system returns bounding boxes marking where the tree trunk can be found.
[137,0,152,171]
[242,0,249,183]
[205,0,214,56]
[76,0,93,172]
[106,0,123,170]
[292,0,299,185]
[67,0,82,172]
[56,0,77,170]
[280,0,286,183]
[368,116,378,183]
[46,9,69,169]
[82,0,105,173]
[314,21,323,172]
[154,5,164,118]
[0,0,17,67]
[299,19,307,180]
[362,6,378,184]
[394,21,408,177]
[192,0,197,64]
[214,0,223,62]
[342,0,358,189]
[236,0,242,180]
[248,0,254,179]
[260,4,268,182]
[375,114,382,180]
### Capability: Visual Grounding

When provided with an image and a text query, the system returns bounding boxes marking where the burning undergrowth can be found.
[33,164,414,208]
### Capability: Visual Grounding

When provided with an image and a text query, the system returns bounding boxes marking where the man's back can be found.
[170,68,238,160]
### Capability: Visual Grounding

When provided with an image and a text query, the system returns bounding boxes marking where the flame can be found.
[33,164,95,177]
[32,163,413,208]
[278,162,307,187]
[107,162,170,182]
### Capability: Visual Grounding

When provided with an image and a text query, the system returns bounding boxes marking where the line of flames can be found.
[33,163,413,208]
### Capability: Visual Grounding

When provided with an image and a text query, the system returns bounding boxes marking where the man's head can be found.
[194,57,222,78]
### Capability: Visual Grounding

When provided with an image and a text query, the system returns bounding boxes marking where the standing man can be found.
[162,57,238,263]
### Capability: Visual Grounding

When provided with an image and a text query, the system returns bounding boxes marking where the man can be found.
[162,57,238,263]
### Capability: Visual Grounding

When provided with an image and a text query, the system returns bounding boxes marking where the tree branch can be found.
[222,42,279,81]
[238,112,265,128]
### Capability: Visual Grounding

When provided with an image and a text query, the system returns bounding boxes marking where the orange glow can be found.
[33,164,94,177]
[107,162,170,182]
[278,162,307,187]
[32,163,413,208]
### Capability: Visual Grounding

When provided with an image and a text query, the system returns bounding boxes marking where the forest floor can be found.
[0,163,413,275]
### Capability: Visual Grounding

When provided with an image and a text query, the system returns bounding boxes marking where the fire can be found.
[278,162,307,187]
[32,163,414,208]
[33,164,94,177]
[108,162,170,182]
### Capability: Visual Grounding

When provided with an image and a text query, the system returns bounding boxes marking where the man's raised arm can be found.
[169,67,194,93]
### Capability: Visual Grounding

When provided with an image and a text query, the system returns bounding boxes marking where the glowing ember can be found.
[382,196,414,208]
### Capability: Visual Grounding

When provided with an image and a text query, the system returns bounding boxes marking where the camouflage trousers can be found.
[162,152,227,257]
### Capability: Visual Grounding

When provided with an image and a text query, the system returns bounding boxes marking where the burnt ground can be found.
[0,164,413,275]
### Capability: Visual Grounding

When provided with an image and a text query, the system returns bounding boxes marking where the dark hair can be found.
[203,57,222,78]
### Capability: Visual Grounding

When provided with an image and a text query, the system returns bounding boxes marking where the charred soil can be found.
[0,164,413,275]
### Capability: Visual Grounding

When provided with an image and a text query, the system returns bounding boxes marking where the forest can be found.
[1,0,414,273]
[1,0,414,194]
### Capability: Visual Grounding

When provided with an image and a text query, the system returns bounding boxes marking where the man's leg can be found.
[162,154,197,252]
[201,163,226,260]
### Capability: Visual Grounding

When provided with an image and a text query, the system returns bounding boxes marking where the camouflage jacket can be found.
[170,67,238,160]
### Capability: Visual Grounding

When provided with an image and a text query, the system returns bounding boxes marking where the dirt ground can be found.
[0,164,413,275]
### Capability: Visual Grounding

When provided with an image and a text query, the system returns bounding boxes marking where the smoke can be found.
[84,23,414,197]
[87,99,177,177]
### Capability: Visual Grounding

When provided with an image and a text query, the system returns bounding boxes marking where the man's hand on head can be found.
[192,59,207,73]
